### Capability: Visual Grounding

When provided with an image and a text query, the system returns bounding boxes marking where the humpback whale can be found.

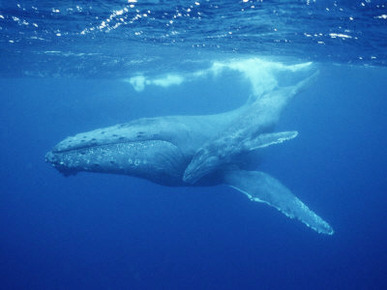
[45,62,334,235]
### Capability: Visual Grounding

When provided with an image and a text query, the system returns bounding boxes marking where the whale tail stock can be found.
[223,170,334,235]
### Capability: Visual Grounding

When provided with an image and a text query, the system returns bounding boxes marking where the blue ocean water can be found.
[1,1,387,289]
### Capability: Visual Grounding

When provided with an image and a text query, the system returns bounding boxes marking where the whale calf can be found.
[46,63,333,235]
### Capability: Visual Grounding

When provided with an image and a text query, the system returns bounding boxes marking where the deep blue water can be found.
[1,1,387,290]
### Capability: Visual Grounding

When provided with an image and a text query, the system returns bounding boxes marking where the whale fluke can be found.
[224,170,334,235]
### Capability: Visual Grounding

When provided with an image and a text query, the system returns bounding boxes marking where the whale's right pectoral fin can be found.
[224,170,334,235]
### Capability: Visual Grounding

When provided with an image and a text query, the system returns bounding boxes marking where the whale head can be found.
[45,124,189,186]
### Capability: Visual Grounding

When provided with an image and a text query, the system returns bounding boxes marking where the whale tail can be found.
[224,170,334,235]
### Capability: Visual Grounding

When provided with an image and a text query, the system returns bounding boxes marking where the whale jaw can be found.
[45,136,190,186]
[45,151,79,176]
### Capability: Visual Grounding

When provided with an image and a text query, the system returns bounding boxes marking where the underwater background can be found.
[1,1,386,289]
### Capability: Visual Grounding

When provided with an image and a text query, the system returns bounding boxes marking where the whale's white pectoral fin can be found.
[243,131,298,151]
[224,170,334,235]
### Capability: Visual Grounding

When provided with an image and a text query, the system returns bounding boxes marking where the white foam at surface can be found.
[152,74,184,87]
[124,57,313,95]
[128,75,146,92]
[126,74,184,92]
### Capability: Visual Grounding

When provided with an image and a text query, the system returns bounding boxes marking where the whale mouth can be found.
[45,135,189,185]
[45,151,79,176]
[45,136,136,175]
[45,140,151,176]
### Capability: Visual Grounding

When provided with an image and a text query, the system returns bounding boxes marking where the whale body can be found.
[46,64,334,235]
